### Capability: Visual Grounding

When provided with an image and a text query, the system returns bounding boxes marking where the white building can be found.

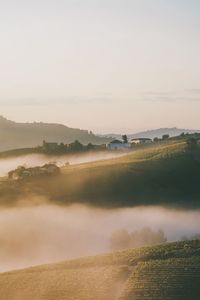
[130,138,152,145]
[107,139,131,150]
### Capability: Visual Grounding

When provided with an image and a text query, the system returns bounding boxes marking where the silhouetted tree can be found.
[68,140,83,152]
[87,143,95,150]
[122,135,128,143]
[110,227,167,251]
[59,142,66,152]
[162,134,169,140]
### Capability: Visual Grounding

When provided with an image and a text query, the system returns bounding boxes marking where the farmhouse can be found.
[107,139,131,150]
[8,164,60,180]
[131,138,152,145]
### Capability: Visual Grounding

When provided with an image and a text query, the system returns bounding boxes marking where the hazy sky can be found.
[0,0,200,133]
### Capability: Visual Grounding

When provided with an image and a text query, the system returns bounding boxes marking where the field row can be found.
[121,257,200,300]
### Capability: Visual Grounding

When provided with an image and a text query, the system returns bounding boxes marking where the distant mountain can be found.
[103,127,200,140]
[1,116,199,152]
[0,116,110,152]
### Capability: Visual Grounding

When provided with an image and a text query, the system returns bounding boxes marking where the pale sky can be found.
[0,0,200,133]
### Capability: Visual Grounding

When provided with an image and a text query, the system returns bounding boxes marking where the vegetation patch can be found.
[1,139,200,208]
[0,240,199,300]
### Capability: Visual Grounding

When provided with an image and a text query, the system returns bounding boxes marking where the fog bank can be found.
[0,151,125,177]
[0,204,199,272]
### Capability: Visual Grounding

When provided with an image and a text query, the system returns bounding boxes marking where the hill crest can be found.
[104,127,200,140]
[0,116,110,151]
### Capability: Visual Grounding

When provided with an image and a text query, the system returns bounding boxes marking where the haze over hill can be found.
[104,127,200,140]
[1,115,200,152]
[1,138,200,209]
[0,116,110,152]
[0,239,199,300]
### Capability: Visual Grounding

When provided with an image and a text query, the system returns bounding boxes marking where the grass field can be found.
[0,138,200,208]
[122,257,200,300]
[0,147,38,159]
[0,239,199,300]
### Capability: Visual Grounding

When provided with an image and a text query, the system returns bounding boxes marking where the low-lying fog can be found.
[0,204,199,272]
[0,151,124,177]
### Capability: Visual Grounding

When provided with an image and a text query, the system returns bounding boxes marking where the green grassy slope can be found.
[123,257,200,300]
[0,240,199,300]
[1,139,200,207]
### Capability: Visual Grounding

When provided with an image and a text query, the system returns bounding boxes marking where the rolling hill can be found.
[0,116,110,151]
[104,127,200,140]
[1,115,199,153]
[1,138,200,208]
[0,239,199,300]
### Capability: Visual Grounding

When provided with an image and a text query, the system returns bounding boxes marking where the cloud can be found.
[184,89,200,95]
[139,89,200,102]
[0,96,114,107]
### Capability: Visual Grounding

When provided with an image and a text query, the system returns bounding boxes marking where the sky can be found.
[0,0,200,133]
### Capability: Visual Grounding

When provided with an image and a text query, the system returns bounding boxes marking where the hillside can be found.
[0,240,199,300]
[1,116,199,153]
[105,127,200,140]
[1,138,200,208]
[0,116,110,151]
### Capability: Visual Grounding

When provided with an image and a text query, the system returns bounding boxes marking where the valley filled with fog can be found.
[0,203,199,272]
[0,151,125,177]
[0,148,200,273]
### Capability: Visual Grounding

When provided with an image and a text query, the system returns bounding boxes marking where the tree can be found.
[87,143,95,150]
[162,134,169,140]
[122,134,128,144]
[68,140,83,152]
[154,137,159,142]
[110,227,167,251]
[59,142,66,152]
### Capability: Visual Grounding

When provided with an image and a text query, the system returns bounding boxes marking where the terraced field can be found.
[122,257,200,300]
[0,240,199,300]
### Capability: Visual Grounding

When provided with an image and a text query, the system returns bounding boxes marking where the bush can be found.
[110,227,167,251]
